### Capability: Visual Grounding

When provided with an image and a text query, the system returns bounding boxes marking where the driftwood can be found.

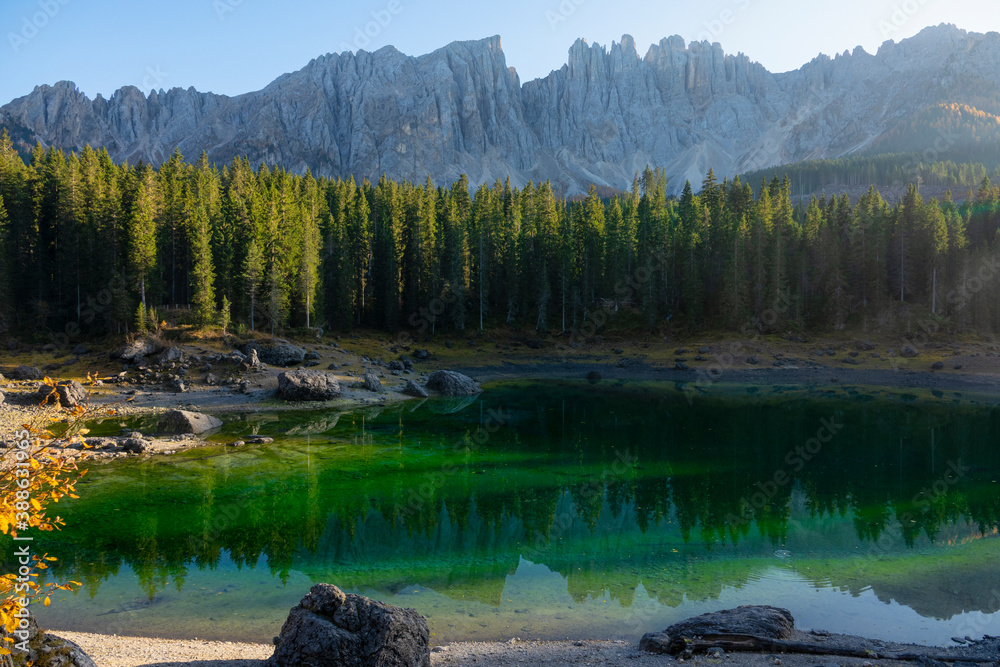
[671,633,997,663]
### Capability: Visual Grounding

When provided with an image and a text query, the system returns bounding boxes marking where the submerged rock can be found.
[268,583,430,667]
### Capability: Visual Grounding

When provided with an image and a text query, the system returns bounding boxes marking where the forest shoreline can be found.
[2,332,1000,459]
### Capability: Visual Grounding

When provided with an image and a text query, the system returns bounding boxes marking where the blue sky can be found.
[0,0,997,104]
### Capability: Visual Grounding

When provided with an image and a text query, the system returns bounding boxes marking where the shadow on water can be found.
[13,380,1000,644]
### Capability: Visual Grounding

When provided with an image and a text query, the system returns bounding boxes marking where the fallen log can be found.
[670,633,997,663]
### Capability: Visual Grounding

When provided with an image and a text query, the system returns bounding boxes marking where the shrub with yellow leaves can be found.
[0,375,114,663]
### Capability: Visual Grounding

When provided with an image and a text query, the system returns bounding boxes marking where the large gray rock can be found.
[156,346,184,364]
[425,370,482,397]
[36,380,87,407]
[11,365,43,380]
[363,371,383,393]
[114,338,161,362]
[3,26,997,196]
[667,605,795,640]
[402,380,429,398]
[268,584,430,667]
[157,409,223,434]
[242,340,306,367]
[0,390,5,406]
[901,345,920,358]
[640,606,796,656]
[278,369,341,401]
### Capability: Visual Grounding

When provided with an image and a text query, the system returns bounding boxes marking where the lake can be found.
[23,380,1000,645]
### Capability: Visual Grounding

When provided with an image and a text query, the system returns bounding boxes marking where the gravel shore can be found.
[47,632,1000,667]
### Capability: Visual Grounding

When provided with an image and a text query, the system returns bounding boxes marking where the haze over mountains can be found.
[2,23,999,194]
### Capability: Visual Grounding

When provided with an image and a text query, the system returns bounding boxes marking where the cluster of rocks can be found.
[70,434,154,454]
[361,355,416,375]
[106,341,263,394]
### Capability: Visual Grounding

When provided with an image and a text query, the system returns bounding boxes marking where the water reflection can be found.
[15,381,1000,642]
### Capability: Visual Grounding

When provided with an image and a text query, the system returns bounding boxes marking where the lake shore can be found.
[5,333,1000,666]
[47,630,1000,667]
[2,332,999,460]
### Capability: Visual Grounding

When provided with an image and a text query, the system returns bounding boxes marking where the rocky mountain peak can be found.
[2,27,998,195]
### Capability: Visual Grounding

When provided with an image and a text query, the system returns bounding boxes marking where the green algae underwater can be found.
[15,379,1000,645]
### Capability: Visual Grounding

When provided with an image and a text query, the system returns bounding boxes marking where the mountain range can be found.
[2,23,999,194]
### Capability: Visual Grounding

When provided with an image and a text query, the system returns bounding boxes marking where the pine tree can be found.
[219,295,231,334]
[188,198,216,325]
[128,167,159,310]
[244,239,264,331]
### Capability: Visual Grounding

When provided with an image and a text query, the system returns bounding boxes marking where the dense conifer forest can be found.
[1,131,999,343]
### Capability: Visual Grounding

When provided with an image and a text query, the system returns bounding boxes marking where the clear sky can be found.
[0,0,997,104]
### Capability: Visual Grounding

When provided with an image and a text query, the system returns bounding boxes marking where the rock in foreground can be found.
[425,370,482,397]
[641,605,795,655]
[2,612,97,667]
[667,605,794,639]
[268,583,430,667]
[158,409,223,434]
[278,369,341,401]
